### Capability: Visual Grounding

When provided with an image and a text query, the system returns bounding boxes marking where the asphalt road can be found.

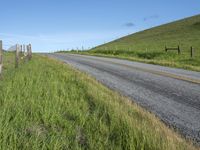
[45,53,200,144]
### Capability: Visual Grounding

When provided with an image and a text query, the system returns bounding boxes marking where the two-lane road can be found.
[45,53,200,144]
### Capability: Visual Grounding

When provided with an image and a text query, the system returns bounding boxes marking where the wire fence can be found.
[0,40,32,76]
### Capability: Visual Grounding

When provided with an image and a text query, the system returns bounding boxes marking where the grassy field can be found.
[0,53,198,149]
[74,15,200,71]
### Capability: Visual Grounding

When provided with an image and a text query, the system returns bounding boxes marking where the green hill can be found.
[89,14,200,71]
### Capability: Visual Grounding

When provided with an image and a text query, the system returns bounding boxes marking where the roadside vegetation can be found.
[0,53,198,149]
[63,15,200,71]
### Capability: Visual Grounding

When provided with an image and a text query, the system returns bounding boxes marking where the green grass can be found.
[77,14,200,71]
[0,53,198,149]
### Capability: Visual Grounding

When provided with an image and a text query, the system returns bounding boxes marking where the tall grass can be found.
[0,54,198,149]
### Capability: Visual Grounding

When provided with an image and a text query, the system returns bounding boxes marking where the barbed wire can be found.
[3,44,14,46]
[2,42,27,50]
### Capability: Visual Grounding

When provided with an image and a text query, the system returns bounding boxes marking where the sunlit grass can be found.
[0,54,198,149]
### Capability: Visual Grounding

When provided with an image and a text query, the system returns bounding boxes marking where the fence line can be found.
[165,45,197,58]
[15,44,32,68]
[0,40,32,75]
[165,45,181,54]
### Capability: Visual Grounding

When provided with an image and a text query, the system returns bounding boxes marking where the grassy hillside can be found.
[87,14,200,71]
[0,53,198,149]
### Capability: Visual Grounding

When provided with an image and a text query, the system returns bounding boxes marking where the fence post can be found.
[20,45,23,54]
[165,45,167,52]
[26,45,29,61]
[29,44,32,60]
[191,47,194,58]
[23,44,25,53]
[0,40,3,75]
[15,44,19,68]
[178,45,180,54]
[23,45,26,61]
[27,44,32,61]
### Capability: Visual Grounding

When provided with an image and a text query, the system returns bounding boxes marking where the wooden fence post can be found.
[28,44,32,60]
[15,44,19,68]
[26,45,29,61]
[23,44,25,53]
[0,40,3,75]
[23,45,26,61]
[165,45,167,52]
[191,47,194,58]
[30,44,32,59]
[20,45,23,54]
[178,45,180,54]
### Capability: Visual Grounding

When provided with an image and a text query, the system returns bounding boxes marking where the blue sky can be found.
[0,0,199,52]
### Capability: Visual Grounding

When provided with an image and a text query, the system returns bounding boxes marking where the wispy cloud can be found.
[143,15,159,21]
[123,22,135,27]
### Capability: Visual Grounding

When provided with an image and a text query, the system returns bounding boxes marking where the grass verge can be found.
[0,53,198,149]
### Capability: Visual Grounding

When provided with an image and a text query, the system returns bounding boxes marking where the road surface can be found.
[45,53,200,144]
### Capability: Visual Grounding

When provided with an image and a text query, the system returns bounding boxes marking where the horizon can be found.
[0,0,200,52]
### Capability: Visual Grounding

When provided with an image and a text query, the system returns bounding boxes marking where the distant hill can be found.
[88,14,200,71]
[92,14,200,52]
[7,45,16,52]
